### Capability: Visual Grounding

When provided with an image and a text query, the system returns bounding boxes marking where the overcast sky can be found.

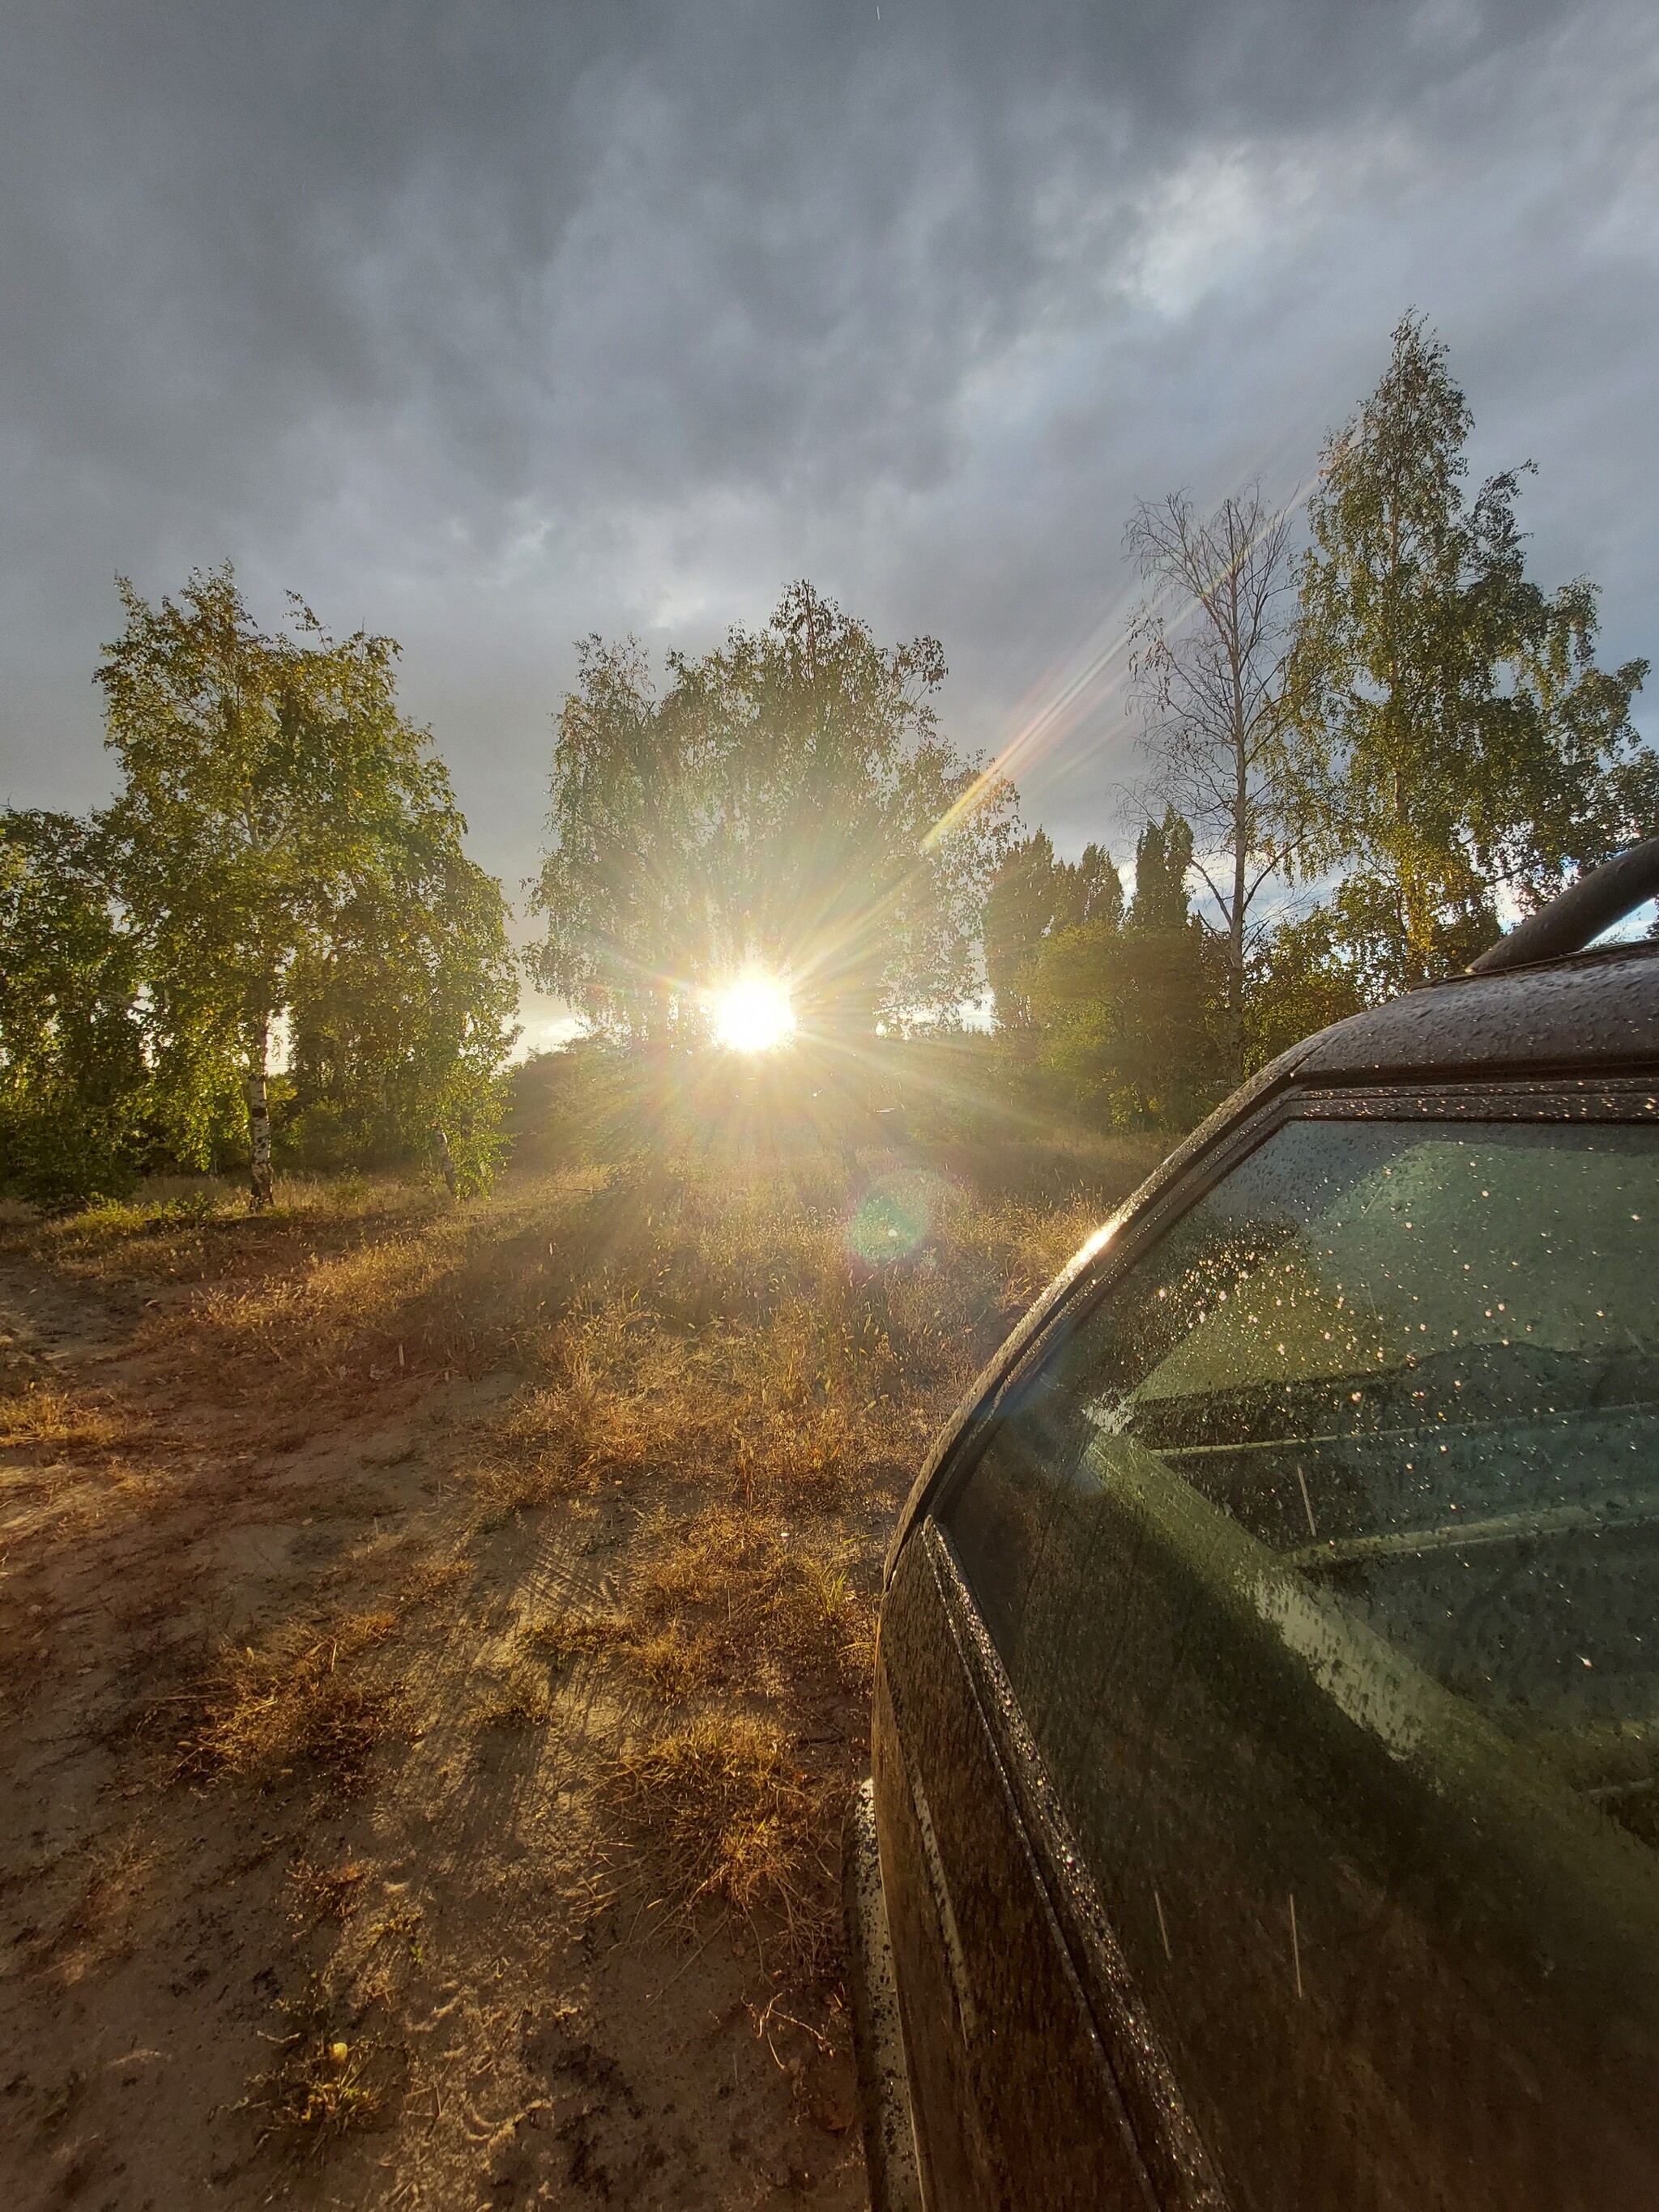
[3,1,1656,1041]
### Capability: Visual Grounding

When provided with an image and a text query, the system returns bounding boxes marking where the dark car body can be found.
[849,941,1659,2212]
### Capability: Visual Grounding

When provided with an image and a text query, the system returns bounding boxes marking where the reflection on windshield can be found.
[1087,1122,1659,1794]
[941,1115,1659,2212]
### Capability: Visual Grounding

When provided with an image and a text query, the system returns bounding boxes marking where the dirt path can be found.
[0,1190,876,2210]
[0,1108,1154,2211]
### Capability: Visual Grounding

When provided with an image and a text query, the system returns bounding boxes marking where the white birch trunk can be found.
[433,1124,459,1200]
[247,1020,274,1211]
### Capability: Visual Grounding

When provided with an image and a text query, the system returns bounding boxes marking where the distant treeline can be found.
[2,314,1652,1206]
[987,313,1653,1126]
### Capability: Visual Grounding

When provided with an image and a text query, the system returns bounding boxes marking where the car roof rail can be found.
[1468,836,1659,976]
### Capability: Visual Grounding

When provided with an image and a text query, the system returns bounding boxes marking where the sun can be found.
[712,972,796,1053]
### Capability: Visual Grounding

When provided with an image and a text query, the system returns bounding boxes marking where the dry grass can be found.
[471,1673,552,1730]
[255,2019,395,2146]
[0,1379,123,1451]
[520,1609,635,1666]
[149,1197,520,1382]
[530,1499,878,1986]
[633,1504,875,1699]
[288,1858,369,1924]
[0,1047,1169,2190]
[177,1610,402,1788]
[19,1165,609,1413]
[476,1291,723,1500]
[466,1157,1113,1529]
[394,1553,476,1609]
[449,1100,1162,2004]
[39,1829,162,1967]
[11,1072,1151,1474]
[522,1507,873,1708]
[605,1714,834,1974]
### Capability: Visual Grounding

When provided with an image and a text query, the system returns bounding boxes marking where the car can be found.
[845,841,1659,2212]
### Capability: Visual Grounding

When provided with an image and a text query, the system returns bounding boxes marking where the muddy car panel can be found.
[860,941,1659,2211]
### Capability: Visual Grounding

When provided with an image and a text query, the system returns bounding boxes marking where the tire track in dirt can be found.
[0,1188,871,2210]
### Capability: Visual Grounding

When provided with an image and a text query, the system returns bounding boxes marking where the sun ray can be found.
[922,466,1323,850]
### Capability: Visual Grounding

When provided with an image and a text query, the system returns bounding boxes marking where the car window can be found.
[939,1116,1659,2212]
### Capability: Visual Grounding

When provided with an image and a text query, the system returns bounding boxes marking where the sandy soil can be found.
[0,1207,875,2210]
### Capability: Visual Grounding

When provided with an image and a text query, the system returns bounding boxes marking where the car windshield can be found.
[940,1112,1659,2208]
[953,1115,1659,1801]
[1120,1118,1659,1787]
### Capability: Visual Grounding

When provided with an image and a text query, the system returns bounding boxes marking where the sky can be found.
[2,0,1656,1046]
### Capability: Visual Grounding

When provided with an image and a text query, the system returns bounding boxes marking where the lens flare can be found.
[844,1170,950,1267]
[712,973,796,1053]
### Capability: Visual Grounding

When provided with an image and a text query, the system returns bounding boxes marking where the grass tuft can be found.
[260,2030,389,2144]
[287,1859,368,1924]
[472,1675,552,1730]
[177,1612,400,1788]
[520,1611,634,1667]
[605,1714,834,1973]
[626,1505,876,1700]
[0,1380,122,1451]
[395,1554,475,1609]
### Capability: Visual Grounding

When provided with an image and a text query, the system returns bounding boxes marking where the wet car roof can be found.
[1298,940,1659,1083]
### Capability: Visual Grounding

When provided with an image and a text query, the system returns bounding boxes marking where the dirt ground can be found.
[0,1072,1158,2210]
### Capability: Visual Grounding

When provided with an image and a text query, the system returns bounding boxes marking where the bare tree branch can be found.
[1125,484,1301,1078]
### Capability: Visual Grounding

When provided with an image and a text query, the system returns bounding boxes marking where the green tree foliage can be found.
[1284,313,1653,986]
[98,567,517,1200]
[531,582,1017,1040]
[983,831,1120,1031]
[283,836,520,1191]
[0,810,148,1206]
[1247,879,1414,1069]
[1026,809,1222,1127]
[1127,808,1196,931]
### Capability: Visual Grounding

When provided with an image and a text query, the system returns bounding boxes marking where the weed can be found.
[367,1903,424,1958]
[287,1859,367,1924]
[259,2031,388,2144]
[605,1714,835,1974]
[473,1675,552,1730]
[177,1612,400,1788]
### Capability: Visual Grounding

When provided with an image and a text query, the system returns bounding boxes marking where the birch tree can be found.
[99,566,514,1205]
[1284,313,1653,983]
[532,582,1016,1039]
[1127,484,1299,1080]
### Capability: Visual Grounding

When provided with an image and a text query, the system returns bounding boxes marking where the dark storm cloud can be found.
[6,0,1576,497]
[2,0,1655,1008]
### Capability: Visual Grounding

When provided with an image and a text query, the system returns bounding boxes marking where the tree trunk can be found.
[246,1020,274,1211]
[1227,948,1246,1082]
[1394,769,1436,986]
[1230,714,1250,1083]
[432,1125,459,1200]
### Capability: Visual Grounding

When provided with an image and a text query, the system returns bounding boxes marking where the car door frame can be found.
[877,1068,1659,2205]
